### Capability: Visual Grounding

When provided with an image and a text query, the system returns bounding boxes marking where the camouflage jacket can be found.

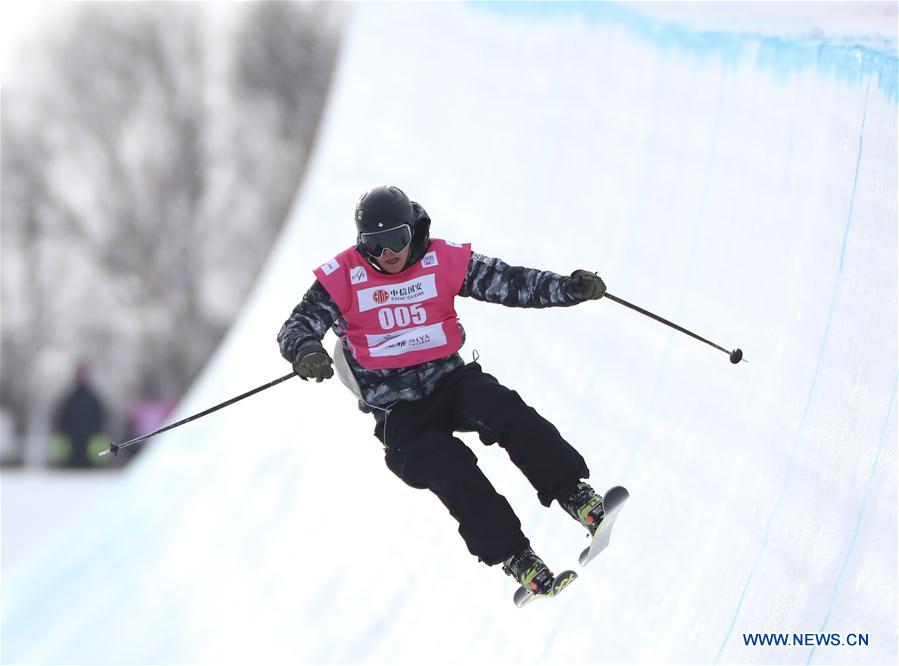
[277,249,586,413]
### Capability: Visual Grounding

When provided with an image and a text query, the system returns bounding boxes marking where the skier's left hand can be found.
[568,270,606,301]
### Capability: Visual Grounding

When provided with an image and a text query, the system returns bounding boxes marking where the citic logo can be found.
[373,289,390,304]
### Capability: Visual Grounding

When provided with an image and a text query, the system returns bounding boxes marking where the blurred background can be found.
[1,2,896,665]
[2,0,343,581]
[2,2,342,470]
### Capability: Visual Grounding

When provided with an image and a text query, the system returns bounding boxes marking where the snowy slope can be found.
[2,3,896,664]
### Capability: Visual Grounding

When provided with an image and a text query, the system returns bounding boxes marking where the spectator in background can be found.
[122,396,178,461]
[51,361,107,468]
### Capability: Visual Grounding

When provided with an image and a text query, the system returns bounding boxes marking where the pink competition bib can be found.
[314,239,471,370]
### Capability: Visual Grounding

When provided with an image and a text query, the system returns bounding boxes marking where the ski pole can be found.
[604,292,745,364]
[99,372,297,457]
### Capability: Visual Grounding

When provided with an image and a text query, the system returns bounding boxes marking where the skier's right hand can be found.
[292,339,334,382]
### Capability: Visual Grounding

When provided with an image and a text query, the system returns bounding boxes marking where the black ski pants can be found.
[374,363,589,566]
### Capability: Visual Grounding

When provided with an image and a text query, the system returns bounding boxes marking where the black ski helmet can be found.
[355,185,415,257]
[355,185,414,233]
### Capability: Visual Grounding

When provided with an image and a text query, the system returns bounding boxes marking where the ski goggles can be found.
[360,224,413,258]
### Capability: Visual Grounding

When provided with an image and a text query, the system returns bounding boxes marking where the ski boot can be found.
[503,546,555,595]
[559,482,630,567]
[558,482,605,535]
[503,546,577,607]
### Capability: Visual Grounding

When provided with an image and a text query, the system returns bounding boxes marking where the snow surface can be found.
[2,3,896,664]
[1,471,120,575]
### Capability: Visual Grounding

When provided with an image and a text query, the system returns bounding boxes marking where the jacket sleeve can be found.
[458,251,583,308]
[277,280,342,363]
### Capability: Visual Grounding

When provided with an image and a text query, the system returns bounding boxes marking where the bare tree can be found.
[235,2,340,146]
[1,103,58,454]
[1,2,342,464]
[225,2,343,246]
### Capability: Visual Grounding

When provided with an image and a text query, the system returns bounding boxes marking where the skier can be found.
[278,185,610,598]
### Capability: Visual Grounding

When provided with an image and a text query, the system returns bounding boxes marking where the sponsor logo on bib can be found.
[350,266,368,285]
[357,274,438,312]
[421,251,438,268]
[367,323,448,357]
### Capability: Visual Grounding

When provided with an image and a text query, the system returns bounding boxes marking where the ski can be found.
[513,570,578,607]
[579,485,629,567]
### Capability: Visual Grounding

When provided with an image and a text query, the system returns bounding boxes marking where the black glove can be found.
[568,270,606,301]
[292,339,334,382]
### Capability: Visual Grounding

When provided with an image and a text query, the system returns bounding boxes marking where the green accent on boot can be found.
[575,484,603,527]
[559,481,604,532]
[518,561,543,590]
[502,547,551,590]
